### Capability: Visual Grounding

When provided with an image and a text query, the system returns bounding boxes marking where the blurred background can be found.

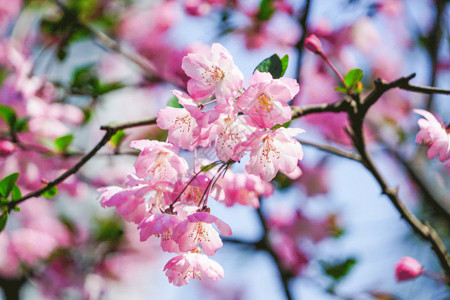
[0,0,449,299]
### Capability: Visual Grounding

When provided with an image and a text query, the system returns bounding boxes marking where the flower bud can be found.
[304,34,323,54]
[395,257,423,281]
[0,140,16,156]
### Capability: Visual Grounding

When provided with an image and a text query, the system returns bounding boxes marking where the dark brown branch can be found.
[347,78,450,276]
[298,139,361,162]
[399,83,450,95]
[295,0,313,82]
[290,98,351,119]
[7,117,157,210]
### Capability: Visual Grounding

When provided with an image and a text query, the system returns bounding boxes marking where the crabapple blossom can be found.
[304,34,323,54]
[173,212,232,256]
[182,43,244,102]
[395,257,423,282]
[414,109,450,166]
[138,213,182,253]
[237,70,299,128]
[236,127,304,181]
[157,90,214,151]
[164,252,224,286]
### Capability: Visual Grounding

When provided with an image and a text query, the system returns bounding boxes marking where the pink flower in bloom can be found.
[215,171,274,208]
[215,115,256,161]
[0,140,16,156]
[130,139,189,183]
[138,213,182,253]
[237,127,304,181]
[164,252,224,286]
[173,212,232,255]
[182,43,244,102]
[157,90,214,151]
[414,109,450,166]
[271,233,309,276]
[395,257,423,282]
[304,34,323,54]
[237,70,299,128]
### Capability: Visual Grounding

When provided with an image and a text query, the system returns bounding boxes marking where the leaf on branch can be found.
[11,185,22,201]
[257,0,275,21]
[110,130,126,147]
[0,214,7,232]
[255,54,289,79]
[55,134,74,152]
[0,105,17,129]
[0,173,19,199]
[344,69,364,90]
[320,257,357,282]
[42,186,58,198]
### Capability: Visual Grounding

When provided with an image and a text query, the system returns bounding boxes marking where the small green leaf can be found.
[0,105,17,129]
[344,69,363,88]
[11,185,21,201]
[0,214,7,232]
[280,55,289,77]
[167,96,183,108]
[42,186,58,198]
[255,54,286,79]
[0,173,19,198]
[257,0,275,21]
[55,134,74,152]
[110,130,126,147]
[334,86,349,93]
[201,162,219,172]
[321,257,357,282]
[14,118,29,133]
[13,206,20,212]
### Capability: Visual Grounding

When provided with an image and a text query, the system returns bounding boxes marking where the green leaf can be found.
[201,162,219,172]
[42,186,58,198]
[0,214,7,232]
[255,54,287,79]
[280,55,289,77]
[96,82,124,95]
[167,96,183,108]
[11,185,22,201]
[257,0,275,21]
[14,118,29,133]
[95,217,124,243]
[110,130,126,147]
[344,69,363,88]
[0,105,17,129]
[55,134,74,152]
[334,86,348,93]
[320,257,357,282]
[0,173,19,198]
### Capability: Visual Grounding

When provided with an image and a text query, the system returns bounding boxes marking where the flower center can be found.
[257,93,273,112]
[203,65,225,85]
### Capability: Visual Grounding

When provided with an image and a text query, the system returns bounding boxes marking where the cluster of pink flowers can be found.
[99,43,304,285]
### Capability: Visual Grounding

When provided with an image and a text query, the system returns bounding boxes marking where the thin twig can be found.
[298,139,361,162]
[295,0,313,83]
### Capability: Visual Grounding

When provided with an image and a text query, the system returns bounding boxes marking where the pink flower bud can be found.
[0,140,16,156]
[304,34,323,54]
[395,257,423,282]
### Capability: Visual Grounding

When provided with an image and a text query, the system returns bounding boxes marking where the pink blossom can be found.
[0,140,16,156]
[414,109,450,165]
[237,70,299,128]
[182,43,244,102]
[0,0,22,33]
[236,127,304,181]
[395,257,423,282]
[304,34,323,54]
[10,229,58,266]
[215,115,256,161]
[164,252,224,286]
[271,234,309,276]
[173,212,232,255]
[215,171,274,208]
[157,90,214,151]
[130,139,189,183]
[138,213,182,253]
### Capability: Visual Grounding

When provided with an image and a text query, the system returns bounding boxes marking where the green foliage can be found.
[255,54,289,79]
[167,96,183,108]
[257,0,275,21]
[0,173,19,199]
[320,257,357,282]
[55,134,74,152]
[0,214,7,232]
[95,217,124,243]
[273,172,294,190]
[0,105,17,129]
[344,69,364,89]
[42,186,58,198]
[110,130,126,147]
[201,161,219,172]
[11,185,22,201]
[71,64,124,97]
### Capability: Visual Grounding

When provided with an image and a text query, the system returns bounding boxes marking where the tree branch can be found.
[298,139,361,162]
[6,117,157,210]
[295,0,313,82]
